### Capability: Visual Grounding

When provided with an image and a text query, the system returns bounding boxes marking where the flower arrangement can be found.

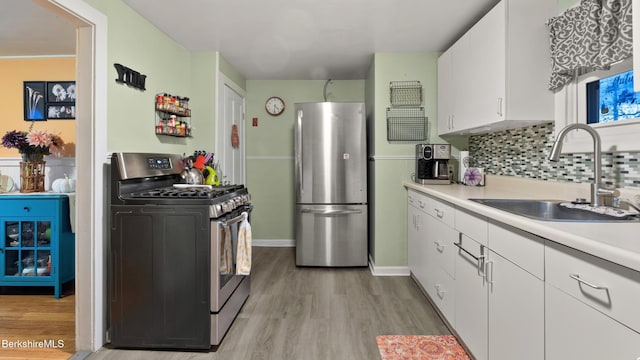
[1,126,64,161]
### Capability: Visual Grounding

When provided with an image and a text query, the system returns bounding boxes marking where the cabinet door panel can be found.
[546,240,640,333]
[437,50,454,135]
[408,205,428,287]
[454,235,487,360]
[488,250,543,360]
[546,284,640,360]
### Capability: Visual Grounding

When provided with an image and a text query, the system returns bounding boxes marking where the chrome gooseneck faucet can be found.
[548,123,618,207]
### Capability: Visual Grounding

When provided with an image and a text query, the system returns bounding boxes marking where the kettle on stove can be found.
[180,156,204,185]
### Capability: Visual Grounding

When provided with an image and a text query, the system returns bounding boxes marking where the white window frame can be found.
[554,58,640,153]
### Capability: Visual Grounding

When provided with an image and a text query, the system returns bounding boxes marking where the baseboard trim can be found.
[253,239,295,247]
[368,254,410,276]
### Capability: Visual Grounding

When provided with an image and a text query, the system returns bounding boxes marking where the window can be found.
[586,69,640,124]
[555,57,640,153]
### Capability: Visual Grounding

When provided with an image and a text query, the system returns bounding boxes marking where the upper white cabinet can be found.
[437,0,555,136]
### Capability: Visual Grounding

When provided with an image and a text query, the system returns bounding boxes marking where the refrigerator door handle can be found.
[300,208,363,215]
[296,109,303,194]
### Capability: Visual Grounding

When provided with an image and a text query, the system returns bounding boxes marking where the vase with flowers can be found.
[1,123,64,192]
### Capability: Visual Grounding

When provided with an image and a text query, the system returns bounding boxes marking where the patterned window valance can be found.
[547,0,633,91]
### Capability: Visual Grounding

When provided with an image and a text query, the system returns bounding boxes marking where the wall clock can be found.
[265,96,285,116]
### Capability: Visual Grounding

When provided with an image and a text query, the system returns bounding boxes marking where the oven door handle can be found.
[220,211,249,227]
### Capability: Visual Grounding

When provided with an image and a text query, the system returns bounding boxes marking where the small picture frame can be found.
[23,81,46,121]
[46,104,76,119]
[46,81,76,103]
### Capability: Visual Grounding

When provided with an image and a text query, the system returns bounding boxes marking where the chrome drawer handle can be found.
[434,240,445,253]
[435,284,446,298]
[434,208,444,218]
[570,274,608,290]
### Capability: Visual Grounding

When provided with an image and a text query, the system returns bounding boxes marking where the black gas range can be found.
[108,152,252,350]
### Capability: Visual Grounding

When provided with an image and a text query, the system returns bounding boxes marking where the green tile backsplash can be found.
[468,122,640,187]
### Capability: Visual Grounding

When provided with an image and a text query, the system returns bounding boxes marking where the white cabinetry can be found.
[406,188,640,360]
[424,214,457,324]
[437,0,555,136]
[407,190,428,286]
[486,223,544,360]
[545,241,640,360]
[454,234,488,360]
[545,284,640,360]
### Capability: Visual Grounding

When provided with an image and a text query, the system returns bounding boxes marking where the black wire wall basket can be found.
[389,80,423,107]
[386,107,428,141]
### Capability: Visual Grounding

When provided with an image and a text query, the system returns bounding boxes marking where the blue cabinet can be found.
[0,195,75,298]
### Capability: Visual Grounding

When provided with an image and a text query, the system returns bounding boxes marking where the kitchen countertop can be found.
[404,176,640,273]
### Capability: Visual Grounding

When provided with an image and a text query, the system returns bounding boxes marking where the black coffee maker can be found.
[415,144,451,184]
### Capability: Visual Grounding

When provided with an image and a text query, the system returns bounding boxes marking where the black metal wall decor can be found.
[114,63,147,91]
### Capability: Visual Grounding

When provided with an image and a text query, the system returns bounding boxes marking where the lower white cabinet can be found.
[545,240,640,360]
[407,195,428,286]
[454,234,488,360]
[487,250,544,360]
[407,189,639,360]
[545,284,640,360]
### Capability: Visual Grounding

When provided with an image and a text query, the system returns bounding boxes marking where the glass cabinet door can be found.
[3,220,52,277]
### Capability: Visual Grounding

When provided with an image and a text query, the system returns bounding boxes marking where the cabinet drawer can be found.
[426,215,456,278]
[426,196,455,228]
[545,241,640,333]
[408,190,430,212]
[488,222,544,280]
[545,283,640,360]
[455,208,487,246]
[0,199,57,218]
[428,266,455,325]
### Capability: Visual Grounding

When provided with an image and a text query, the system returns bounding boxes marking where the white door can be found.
[217,80,245,185]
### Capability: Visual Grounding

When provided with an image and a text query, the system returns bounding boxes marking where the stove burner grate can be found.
[128,185,244,200]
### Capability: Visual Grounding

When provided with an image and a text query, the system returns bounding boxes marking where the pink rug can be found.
[376,335,471,360]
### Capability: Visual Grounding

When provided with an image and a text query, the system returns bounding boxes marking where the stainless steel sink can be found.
[469,199,640,222]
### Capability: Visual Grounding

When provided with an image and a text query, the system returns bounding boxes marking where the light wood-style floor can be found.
[0,288,75,360]
[88,247,449,360]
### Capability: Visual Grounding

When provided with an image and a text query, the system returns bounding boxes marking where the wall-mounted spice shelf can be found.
[154,93,192,137]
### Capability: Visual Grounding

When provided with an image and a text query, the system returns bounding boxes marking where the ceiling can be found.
[3,0,501,80]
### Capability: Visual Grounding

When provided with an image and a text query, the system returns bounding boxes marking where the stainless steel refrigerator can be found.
[294,102,368,267]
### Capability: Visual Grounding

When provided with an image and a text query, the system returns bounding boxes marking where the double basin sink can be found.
[470,199,640,222]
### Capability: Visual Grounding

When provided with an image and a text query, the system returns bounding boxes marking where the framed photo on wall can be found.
[46,81,76,102]
[23,81,46,121]
[47,104,76,119]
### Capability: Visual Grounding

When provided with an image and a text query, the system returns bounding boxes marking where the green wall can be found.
[368,52,447,267]
[245,80,365,241]
[82,0,222,153]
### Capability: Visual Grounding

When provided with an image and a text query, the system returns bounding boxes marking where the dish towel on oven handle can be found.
[220,224,233,275]
[236,212,252,275]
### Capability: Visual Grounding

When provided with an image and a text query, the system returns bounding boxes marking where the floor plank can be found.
[0,288,75,360]
[89,247,449,360]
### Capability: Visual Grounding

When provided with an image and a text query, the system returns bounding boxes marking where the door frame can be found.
[37,0,108,352]
[216,72,246,185]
